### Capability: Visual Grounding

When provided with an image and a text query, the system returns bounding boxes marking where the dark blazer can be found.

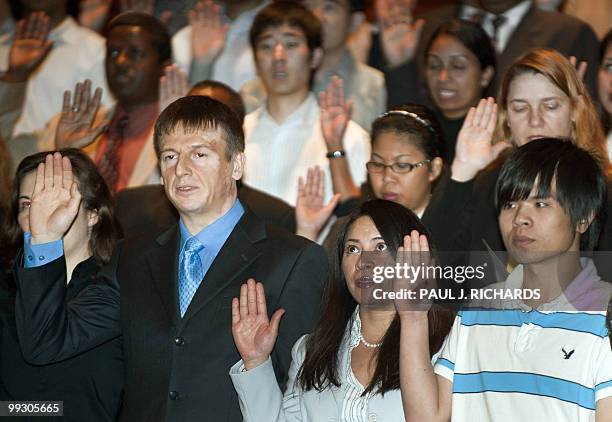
[6,257,123,422]
[115,183,296,238]
[378,5,600,108]
[16,207,328,422]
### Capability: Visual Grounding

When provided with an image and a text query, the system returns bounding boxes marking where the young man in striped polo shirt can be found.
[398,138,612,421]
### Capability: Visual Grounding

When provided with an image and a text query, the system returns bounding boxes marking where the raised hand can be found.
[232,279,285,371]
[55,79,106,149]
[568,55,588,81]
[189,0,228,65]
[376,0,424,68]
[159,64,189,114]
[78,0,112,32]
[320,76,352,151]
[29,153,82,245]
[295,167,341,240]
[451,97,511,182]
[394,230,434,318]
[3,12,53,83]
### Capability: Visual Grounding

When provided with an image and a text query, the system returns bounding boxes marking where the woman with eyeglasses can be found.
[295,103,471,254]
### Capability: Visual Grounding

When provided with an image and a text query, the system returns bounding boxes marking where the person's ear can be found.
[428,157,443,183]
[480,65,495,88]
[577,213,595,234]
[310,47,324,69]
[87,209,100,227]
[232,152,245,181]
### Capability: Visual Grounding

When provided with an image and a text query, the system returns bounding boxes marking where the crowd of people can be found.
[0,0,611,421]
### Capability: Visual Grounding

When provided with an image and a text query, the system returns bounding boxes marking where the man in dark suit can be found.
[115,183,296,238]
[115,80,296,238]
[374,0,600,107]
[15,96,328,421]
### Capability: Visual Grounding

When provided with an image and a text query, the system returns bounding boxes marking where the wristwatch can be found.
[326,150,346,159]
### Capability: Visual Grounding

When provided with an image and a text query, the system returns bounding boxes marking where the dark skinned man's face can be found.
[105,25,163,108]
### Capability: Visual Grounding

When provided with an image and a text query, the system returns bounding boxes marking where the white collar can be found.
[488,0,532,27]
[260,93,318,126]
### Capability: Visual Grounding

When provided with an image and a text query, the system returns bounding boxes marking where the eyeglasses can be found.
[366,159,431,174]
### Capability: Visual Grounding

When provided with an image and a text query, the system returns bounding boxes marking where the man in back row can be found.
[15,95,328,421]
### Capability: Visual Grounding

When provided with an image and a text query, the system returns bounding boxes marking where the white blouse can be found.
[230,307,405,422]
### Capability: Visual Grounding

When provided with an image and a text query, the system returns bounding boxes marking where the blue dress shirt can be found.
[178,199,244,279]
[23,199,245,270]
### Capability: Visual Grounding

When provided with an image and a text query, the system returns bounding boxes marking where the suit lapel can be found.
[146,225,181,325]
[499,8,542,72]
[181,211,266,324]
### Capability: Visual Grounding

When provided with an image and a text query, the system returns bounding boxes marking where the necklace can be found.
[358,332,382,348]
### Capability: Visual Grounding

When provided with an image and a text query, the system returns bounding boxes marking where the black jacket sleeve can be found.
[14,255,121,364]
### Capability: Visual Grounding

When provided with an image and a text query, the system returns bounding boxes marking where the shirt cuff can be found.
[23,231,64,268]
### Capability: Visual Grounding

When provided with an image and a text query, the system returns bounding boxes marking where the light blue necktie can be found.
[178,237,205,317]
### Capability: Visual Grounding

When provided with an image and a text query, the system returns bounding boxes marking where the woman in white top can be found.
[229,199,453,422]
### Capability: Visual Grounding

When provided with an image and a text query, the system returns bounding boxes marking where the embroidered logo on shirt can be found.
[562,347,575,359]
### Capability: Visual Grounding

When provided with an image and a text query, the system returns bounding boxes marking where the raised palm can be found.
[452,97,511,181]
[190,0,228,64]
[55,80,106,149]
[376,0,424,67]
[232,279,285,370]
[320,76,351,149]
[29,153,82,244]
[295,167,340,240]
[6,12,53,82]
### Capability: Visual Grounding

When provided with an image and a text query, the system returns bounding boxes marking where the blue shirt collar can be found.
[179,199,245,256]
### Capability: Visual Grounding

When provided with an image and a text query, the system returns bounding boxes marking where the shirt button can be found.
[27,255,33,261]
[38,255,45,260]
[174,337,185,346]
[168,390,179,400]
[368,414,377,422]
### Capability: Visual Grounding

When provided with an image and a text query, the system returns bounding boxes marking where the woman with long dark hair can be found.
[0,149,123,421]
[229,199,453,420]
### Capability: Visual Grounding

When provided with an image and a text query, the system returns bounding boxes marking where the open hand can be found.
[295,166,341,240]
[159,64,189,113]
[394,230,435,318]
[232,279,285,371]
[4,12,53,82]
[29,153,82,245]
[376,0,424,68]
[189,0,228,65]
[451,97,511,182]
[55,79,106,149]
[320,76,351,150]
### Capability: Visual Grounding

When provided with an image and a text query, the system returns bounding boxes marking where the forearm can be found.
[399,316,447,421]
[328,157,360,201]
[15,255,121,364]
[188,58,213,85]
[230,358,289,422]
